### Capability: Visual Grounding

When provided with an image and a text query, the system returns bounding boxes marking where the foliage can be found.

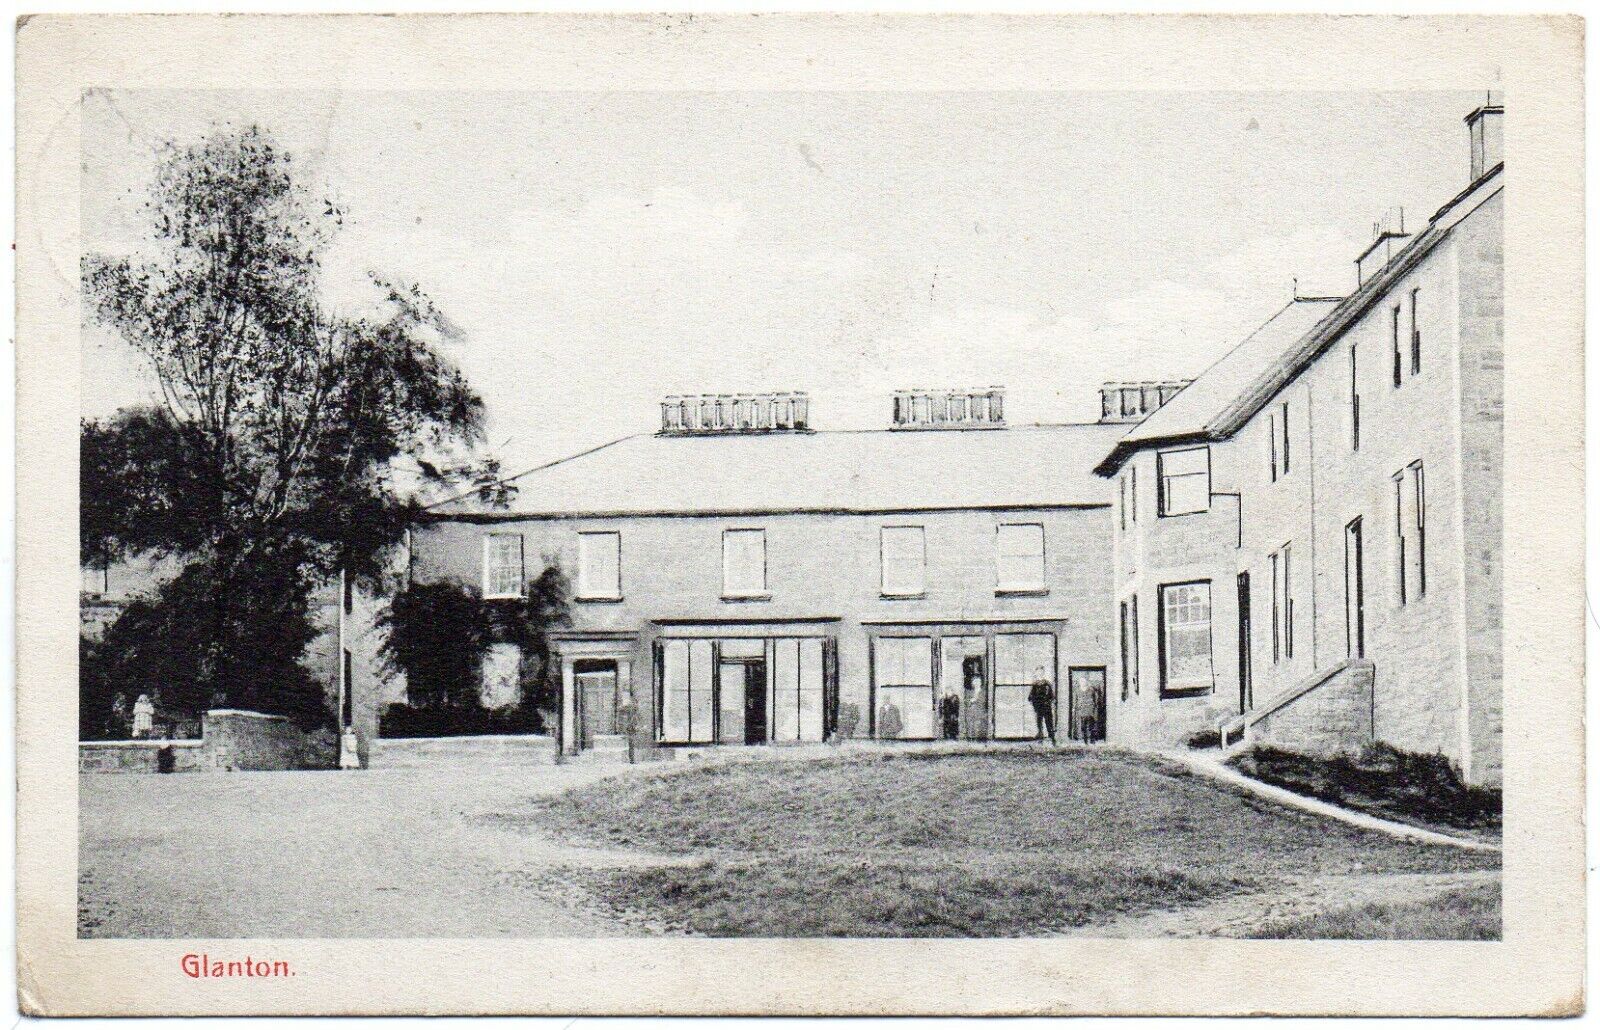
[1185,727,1222,750]
[81,554,328,732]
[378,701,541,739]
[374,567,570,736]
[1227,742,1502,834]
[81,125,490,725]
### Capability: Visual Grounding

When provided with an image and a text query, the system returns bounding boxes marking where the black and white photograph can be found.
[14,11,1585,1018]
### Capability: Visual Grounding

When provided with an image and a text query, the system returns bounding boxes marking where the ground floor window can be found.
[993,633,1056,739]
[870,627,1061,742]
[1158,581,1214,695]
[873,636,936,739]
[655,636,833,745]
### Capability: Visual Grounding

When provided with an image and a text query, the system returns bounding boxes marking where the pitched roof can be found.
[428,422,1126,520]
[1095,164,1504,476]
[1092,298,1342,475]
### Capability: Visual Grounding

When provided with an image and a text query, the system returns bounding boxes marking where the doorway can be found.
[1237,572,1253,714]
[938,636,988,741]
[742,660,768,744]
[574,659,619,747]
[1068,667,1107,742]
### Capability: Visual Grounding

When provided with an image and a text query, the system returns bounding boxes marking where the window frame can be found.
[1279,401,1290,475]
[721,527,770,600]
[1119,595,1141,701]
[994,522,1047,595]
[481,532,525,600]
[871,635,937,740]
[1391,304,1404,388]
[575,530,623,602]
[1158,445,1211,517]
[1349,342,1361,451]
[879,524,927,598]
[1409,288,1423,376]
[1157,579,1215,697]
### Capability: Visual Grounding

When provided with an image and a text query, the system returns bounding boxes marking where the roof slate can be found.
[429,423,1126,519]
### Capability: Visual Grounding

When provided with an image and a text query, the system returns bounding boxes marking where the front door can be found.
[575,660,619,747]
[743,661,768,744]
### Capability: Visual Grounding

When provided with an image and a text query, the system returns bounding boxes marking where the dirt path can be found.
[79,765,685,938]
[1064,869,1500,938]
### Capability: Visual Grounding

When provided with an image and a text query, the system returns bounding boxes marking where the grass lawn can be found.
[1226,743,1502,839]
[512,749,1497,937]
[1247,882,1501,940]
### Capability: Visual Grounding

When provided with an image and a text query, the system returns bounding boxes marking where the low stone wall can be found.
[80,709,335,774]
[367,734,558,770]
[79,740,206,774]
[1244,659,1375,757]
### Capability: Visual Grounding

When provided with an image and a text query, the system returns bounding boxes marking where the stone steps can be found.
[567,735,633,765]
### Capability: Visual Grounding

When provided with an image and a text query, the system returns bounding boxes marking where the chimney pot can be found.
[1466,92,1504,183]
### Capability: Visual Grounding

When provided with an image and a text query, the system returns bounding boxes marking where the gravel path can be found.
[1064,869,1501,938]
[78,765,682,938]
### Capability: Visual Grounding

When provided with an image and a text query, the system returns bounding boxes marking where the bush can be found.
[379,701,544,738]
[1186,728,1221,750]
[1228,742,1501,833]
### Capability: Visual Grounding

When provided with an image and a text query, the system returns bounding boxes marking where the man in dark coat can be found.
[1028,668,1057,746]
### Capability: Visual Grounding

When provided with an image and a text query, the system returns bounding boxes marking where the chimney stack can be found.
[1099,381,1191,424]
[891,387,1005,430]
[660,392,810,435]
[1355,207,1410,287]
[1466,91,1504,183]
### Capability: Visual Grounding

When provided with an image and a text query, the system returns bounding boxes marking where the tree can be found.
[82,125,488,725]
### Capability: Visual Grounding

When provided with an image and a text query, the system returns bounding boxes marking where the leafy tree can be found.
[82,125,488,725]
[374,565,570,736]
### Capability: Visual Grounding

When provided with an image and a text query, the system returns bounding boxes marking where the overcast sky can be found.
[81,89,1488,476]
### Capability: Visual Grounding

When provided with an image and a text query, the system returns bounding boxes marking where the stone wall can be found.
[78,740,205,774]
[79,709,335,773]
[1245,659,1375,757]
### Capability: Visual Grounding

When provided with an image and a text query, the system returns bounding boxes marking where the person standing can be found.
[939,691,961,740]
[131,693,155,739]
[1028,669,1057,746]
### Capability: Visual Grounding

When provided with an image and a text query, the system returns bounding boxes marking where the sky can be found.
[80,89,1489,477]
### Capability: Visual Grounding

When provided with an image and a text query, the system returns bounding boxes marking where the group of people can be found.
[878,667,1061,745]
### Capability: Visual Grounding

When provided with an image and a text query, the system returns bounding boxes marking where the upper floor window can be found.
[1349,343,1361,451]
[722,528,768,598]
[482,533,525,600]
[1268,412,1278,482]
[1394,461,1427,604]
[577,530,622,601]
[1391,304,1404,388]
[880,525,926,597]
[1130,466,1138,523]
[1158,445,1210,516]
[995,523,1046,593]
[1158,581,1213,695]
[1409,288,1423,376]
[1279,402,1290,475]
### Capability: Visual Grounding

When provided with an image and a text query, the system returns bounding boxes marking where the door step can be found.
[571,735,632,764]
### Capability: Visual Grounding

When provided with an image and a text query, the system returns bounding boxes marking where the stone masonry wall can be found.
[1246,659,1375,757]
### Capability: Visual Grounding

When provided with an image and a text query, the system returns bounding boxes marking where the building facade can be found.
[367,392,1124,760]
[1095,99,1503,784]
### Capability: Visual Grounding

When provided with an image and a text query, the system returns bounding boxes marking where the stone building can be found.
[375,389,1126,761]
[1093,97,1503,784]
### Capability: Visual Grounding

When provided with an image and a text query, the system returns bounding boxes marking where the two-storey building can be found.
[1094,98,1503,784]
[381,390,1125,760]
